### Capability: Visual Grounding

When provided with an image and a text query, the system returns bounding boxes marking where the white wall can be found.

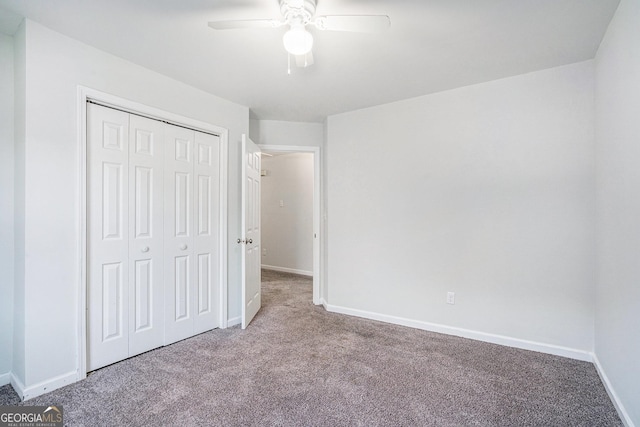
[0,33,15,384]
[12,22,26,389]
[14,19,249,398]
[261,153,314,275]
[326,61,596,355]
[594,0,640,424]
[249,118,260,143]
[257,120,323,148]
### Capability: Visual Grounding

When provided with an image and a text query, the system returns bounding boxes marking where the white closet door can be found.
[164,124,196,344]
[88,103,222,369]
[193,132,221,334]
[87,104,131,371]
[128,115,165,356]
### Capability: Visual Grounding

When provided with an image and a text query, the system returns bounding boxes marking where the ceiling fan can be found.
[208,0,390,69]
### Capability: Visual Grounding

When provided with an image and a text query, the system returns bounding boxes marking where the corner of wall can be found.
[11,17,27,388]
[321,117,329,304]
[249,116,260,143]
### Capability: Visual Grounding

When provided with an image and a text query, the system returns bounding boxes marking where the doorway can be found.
[258,145,320,304]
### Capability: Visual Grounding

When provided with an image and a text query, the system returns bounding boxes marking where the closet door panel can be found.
[128,115,165,357]
[193,132,221,334]
[164,124,196,345]
[87,104,130,371]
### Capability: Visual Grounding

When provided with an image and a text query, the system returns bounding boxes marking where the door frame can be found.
[258,144,321,305]
[77,86,229,379]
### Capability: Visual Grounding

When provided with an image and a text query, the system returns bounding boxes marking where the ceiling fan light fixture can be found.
[283,25,313,55]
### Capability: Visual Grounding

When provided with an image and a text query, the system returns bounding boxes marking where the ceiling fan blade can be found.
[295,51,314,68]
[208,19,283,30]
[314,15,390,33]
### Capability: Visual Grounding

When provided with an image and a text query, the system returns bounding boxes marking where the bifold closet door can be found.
[192,131,221,335]
[164,125,220,345]
[127,114,165,357]
[88,103,221,370]
[88,105,130,370]
[87,104,165,370]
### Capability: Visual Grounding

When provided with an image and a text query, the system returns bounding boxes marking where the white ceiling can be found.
[0,0,620,122]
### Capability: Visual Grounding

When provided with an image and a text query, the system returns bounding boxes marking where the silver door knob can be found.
[247,239,253,244]
[141,246,150,253]
[179,244,188,250]
[237,238,245,244]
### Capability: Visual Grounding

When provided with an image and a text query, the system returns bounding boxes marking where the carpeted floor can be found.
[0,269,622,426]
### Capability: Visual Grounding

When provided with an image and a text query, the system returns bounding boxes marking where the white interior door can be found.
[241,135,261,329]
[87,104,131,370]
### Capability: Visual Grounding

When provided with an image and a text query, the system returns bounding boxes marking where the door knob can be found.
[179,244,188,250]
[141,246,150,253]
[247,239,253,244]
[237,238,245,244]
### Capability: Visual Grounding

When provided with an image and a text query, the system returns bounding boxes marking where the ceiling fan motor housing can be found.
[280,0,317,26]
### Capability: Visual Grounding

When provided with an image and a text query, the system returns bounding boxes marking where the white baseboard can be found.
[324,303,593,362]
[593,354,635,427]
[261,265,312,277]
[0,372,10,386]
[10,373,25,401]
[13,370,78,401]
[227,316,241,327]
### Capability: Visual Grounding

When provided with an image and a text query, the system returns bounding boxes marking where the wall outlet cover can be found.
[446,292,455,305]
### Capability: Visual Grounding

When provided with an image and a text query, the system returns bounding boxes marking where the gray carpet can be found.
[0,269,621,426]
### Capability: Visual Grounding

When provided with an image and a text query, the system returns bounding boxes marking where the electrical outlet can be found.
[262,248,267,257]
[446,292,455,305]
[279,199,284,207]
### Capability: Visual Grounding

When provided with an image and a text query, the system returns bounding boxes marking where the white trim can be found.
[10,374,25,401]
[239,135,248,329]
[262,264,312,277]
[77,85,229,374]
[325,303,594,362]
[258,144,322,305]
[18,371,77,401]
[593,354,635,427]
[79,90,228,137]
[219,134,229,329]
[227,316,241,327]
[0,372,10,386]
[76,87,88,383]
